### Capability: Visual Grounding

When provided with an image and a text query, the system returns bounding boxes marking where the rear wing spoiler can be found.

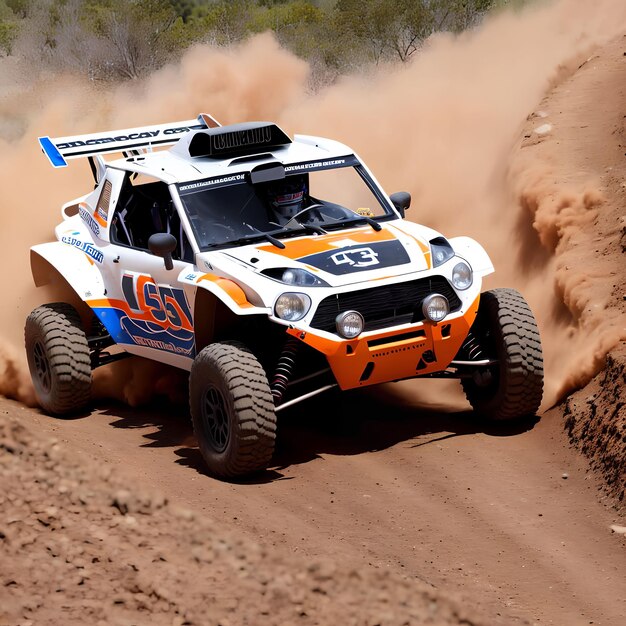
[38,113,221,168]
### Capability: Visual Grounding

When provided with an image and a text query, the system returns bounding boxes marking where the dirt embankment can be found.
[564,350,626,510]
[507,32,626,511]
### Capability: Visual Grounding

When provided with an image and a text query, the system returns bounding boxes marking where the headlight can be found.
[263,268,328,287]
[430,237,455,267]
[275,293,311,321]
[451,261,473,290]
[335,310,364,339]
[422,294,449,322]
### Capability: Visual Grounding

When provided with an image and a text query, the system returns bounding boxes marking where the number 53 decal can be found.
[330,247,380,268]
[121,273,193,331]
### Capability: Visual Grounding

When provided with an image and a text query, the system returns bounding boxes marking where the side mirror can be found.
[389,191,411,218]
[148,232,177,270]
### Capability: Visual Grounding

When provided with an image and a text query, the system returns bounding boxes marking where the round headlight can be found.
[422,294,449,322]
[274,293,311,321]
[452,261,473,290]
[335,310,364,339]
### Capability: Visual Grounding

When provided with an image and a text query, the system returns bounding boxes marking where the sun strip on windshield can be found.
[176,155,360,196]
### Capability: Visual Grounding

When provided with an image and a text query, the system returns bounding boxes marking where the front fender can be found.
[449,236,494,277]
[178,270,269,316]
[31,242,106,301]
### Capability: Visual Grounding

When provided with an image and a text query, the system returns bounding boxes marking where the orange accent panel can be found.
[257,227,396,260]
[289,294,480,390]
[197,273,253,308]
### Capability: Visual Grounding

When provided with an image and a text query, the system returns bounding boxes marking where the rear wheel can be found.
[24,303,92,415]
[462,288,543,421]
[189,342,276,478]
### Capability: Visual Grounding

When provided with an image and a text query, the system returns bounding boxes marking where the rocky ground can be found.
[0,415,491,626]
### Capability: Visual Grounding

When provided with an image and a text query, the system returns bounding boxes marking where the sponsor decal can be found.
[185,273,199,281]
[285,158,348,173]
[356,207,375,217]
[56,125,199,150]
[61,233,104,264]
[299,240,411,276]
[330,247,380,268]
[178,174,245,193]
[79,206,101,237]
[129,335,192,354]
[178,156,358,194]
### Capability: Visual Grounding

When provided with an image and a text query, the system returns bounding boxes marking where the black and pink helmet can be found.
[268,176,307,217]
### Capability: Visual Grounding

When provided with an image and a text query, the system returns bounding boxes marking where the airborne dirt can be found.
[2,2,626,626]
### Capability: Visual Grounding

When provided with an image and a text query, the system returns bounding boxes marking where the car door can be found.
[96,171,199,370]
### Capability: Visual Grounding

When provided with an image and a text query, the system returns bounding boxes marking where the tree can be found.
[0,0,18,55]
[13,0,189,79]
[333,0,496,64]
[188,0,255,46]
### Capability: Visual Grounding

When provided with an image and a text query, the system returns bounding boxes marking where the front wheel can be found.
[462,288,543,421]
[24,303,92,415]
[189,342,277,478]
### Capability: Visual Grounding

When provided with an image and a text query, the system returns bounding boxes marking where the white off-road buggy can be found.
[27,114,543,478]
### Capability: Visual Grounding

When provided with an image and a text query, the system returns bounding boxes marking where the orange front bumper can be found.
[287,294,480,390]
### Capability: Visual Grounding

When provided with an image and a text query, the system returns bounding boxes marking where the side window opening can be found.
[111,174,194,263]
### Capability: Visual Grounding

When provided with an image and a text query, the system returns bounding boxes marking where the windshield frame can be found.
[176,155,397,252]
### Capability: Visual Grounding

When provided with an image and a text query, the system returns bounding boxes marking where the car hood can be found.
[201,222,435,288]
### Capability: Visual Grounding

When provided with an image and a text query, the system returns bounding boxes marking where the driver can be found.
[266,174,310,225]
[265,174,356,227]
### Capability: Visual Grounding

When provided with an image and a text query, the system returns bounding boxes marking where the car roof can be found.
[106,131,357,186]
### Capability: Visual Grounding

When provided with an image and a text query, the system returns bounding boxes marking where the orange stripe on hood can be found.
[257,227,397,260]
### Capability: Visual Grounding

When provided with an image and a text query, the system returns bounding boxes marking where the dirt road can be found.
[3,384,624,625]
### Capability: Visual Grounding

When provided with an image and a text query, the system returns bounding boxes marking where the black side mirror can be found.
[389,191,411,218]
[148,232,177,270]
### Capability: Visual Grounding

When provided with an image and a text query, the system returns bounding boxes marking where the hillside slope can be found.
[508,33,626,510]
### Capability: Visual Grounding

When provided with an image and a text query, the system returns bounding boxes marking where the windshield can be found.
[177,158,395,251]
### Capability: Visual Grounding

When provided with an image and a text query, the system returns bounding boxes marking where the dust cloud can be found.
[0,0,624,409]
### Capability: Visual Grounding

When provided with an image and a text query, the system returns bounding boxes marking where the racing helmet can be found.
[267,175,307,219]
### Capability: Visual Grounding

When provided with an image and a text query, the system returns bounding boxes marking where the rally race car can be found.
[27,114,544,478]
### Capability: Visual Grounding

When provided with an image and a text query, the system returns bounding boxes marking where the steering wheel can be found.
[284,203,325,229]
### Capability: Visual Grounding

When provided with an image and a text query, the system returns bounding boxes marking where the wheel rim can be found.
[201,385,230,453]
[33,341,51,393]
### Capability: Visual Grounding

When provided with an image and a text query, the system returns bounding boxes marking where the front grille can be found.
[311,277,462,333]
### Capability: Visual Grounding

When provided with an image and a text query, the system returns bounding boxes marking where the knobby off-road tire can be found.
[462,288,543,421]
[24,303,92,415]
[189,342,277,478]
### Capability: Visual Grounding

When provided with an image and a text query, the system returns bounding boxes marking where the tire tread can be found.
[189,341,276,478]
[462,288,544,421]
[24,303,92,415]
